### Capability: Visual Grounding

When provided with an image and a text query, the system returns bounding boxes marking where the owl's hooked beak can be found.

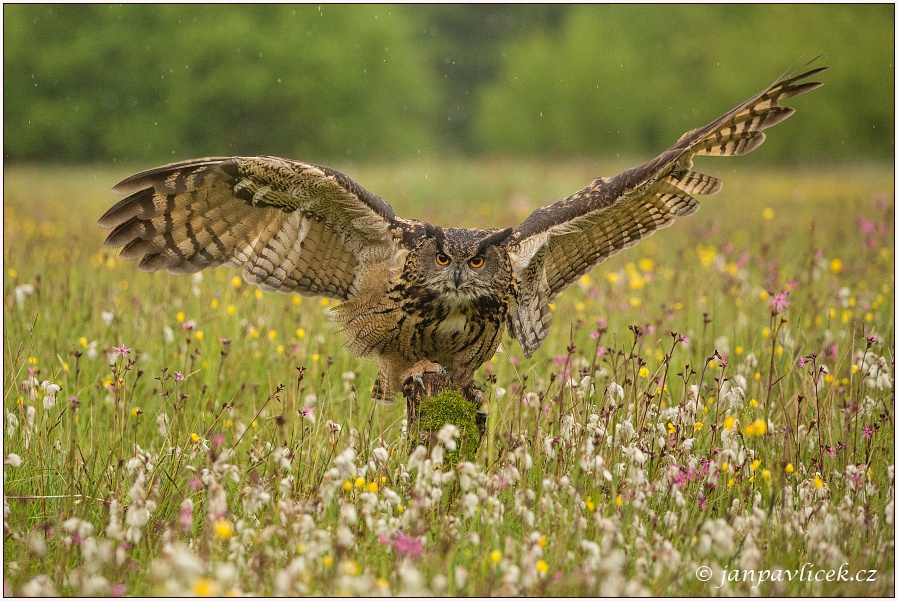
[453,267,463,288]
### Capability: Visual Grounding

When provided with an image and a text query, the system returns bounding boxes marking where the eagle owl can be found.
[99,65,824,403]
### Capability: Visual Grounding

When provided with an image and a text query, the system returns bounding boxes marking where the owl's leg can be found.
[371,355,415,405]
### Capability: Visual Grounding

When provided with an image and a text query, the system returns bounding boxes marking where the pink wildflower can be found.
[770,290,790,313]
[110,584,128,597]
[392,533,423,558]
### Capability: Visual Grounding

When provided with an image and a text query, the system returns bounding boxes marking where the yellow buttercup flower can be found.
[213,519,234,540]
[743,419,767,437]
[191,577,218,597]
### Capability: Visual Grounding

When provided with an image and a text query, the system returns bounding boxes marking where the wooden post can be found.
[402,372,487,463]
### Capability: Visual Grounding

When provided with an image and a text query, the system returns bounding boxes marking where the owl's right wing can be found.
[504,63,826,356]
[99,156,406,300]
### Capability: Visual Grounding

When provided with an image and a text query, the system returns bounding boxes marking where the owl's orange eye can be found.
[435,253,451,266]
[468,256,485,269]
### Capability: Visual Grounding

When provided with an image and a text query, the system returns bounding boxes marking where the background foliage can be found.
[4,4,893,164]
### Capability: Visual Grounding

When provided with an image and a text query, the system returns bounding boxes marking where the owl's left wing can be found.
[505,64,826,356]
[99,156,405,300]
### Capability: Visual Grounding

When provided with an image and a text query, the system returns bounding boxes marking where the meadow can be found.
[3,159,894,596]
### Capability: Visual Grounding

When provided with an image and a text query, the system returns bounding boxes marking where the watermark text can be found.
[694,563,877,589]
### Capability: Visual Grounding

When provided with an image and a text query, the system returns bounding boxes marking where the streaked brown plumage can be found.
[99,63,825,402]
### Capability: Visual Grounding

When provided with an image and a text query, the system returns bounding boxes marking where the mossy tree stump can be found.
[402,372,487,466]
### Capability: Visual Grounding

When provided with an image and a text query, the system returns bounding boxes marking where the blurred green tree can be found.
[3,5,892,164]
[410,5,569,153]
[4,5,438,163]
[475,5,894,162]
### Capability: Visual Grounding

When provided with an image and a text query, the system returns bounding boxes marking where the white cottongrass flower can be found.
[191,272,203,297]
[4,453,23,468]
[62,517,95,540]
[13,283,34,308]
[156,413,168,437]
[723,385,745,411]
[101,310,115,326]
[336,525,354,549]
[25,530,46,557]
[560,413,576,442]
[455,565,469,591]
[543,435,558,459]
[606,382,624,402]
[437,424,459,451]
[614,419,635,444]
[339,502,358,526]
[6,411,19,438]
[462,492,479,518]
[341,370,356,392]
[333,448,356,479]
[41,381,61,409]
[20,574,59,597]
[430,444,446,465]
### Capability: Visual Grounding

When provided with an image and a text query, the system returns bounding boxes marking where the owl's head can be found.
[410,226,514,302]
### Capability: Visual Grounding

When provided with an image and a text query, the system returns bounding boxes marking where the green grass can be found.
[3,160,894,596]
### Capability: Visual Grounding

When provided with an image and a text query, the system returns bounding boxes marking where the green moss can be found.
[408,389,485,466]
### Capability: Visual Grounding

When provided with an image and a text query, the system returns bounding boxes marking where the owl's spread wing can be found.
[99,156,401,300]
[505,64,826,356]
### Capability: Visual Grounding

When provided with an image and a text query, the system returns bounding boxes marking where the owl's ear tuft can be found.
[478,227,514,253]
[425,223,446,247]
